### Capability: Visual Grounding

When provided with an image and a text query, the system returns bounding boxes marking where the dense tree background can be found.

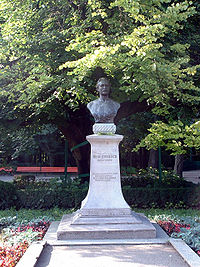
[0,0,200,175]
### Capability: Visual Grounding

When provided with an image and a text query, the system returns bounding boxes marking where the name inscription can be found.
[93,153,117,163]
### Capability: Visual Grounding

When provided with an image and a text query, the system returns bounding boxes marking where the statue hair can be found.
[96,77,110,89]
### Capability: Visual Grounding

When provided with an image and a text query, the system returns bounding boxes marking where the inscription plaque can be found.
[92,173,117,181]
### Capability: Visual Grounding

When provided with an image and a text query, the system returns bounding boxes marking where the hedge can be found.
[0,181,18,209]
[0,180,199,209]
[16,187,88,209]
[122,186,200,209]
[16,185,200,210]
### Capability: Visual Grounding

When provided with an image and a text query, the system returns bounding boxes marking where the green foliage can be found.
[0,208,68,222]
[0,181,17,209]
[135,120,200,154]
[15,179,88,209]
[172,225,200,253]
[121,166,137,176]
[121,168,200,208]
[140,208,200,221]
[118,112,154,162]
[121,167,192,188]
[13,179,200,210]
[0,172,198,210]
[123,186,200,209]
[0,0,200,164]
[13,175,36,189]
[0,122,65,167]
[122,168,200,208]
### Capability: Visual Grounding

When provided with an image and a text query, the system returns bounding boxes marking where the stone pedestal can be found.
[80,134,130,217]
[57,134,156,240]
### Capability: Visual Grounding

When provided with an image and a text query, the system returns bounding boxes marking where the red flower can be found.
[157,220,190,236]
[0,220,51,266]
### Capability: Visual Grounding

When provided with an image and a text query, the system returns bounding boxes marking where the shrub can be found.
[1,171,199,210]
[14,185,200,210]
[0,181,17,209]
[121,168,194,188]
[16,179,88,209]
[13,175,36,189]
[122,186,200,209]
[16,188,57,209]
[121,166,137,176]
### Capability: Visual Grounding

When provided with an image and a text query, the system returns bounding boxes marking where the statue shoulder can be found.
[87,99,99,109]
[110,99,120,110]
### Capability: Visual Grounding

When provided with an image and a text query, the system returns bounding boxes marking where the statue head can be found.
[87,77,120,125]
[96,77,111,97]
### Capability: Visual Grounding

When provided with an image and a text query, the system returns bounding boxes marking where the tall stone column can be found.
[80,134,131,217]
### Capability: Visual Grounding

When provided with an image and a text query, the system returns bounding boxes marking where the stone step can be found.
[183,170,200,178]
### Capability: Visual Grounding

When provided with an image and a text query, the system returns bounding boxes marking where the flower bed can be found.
[0,242,29,267]
[157,220,190,235]
[157,218,200,256]
[0,208,199,265]
[0,216,51,266]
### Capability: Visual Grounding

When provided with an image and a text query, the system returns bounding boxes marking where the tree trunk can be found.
[174,154,185,177]
[148,149,158,168]
[139,148,148,169]
[57,115,91,182]
[48,153,55,167]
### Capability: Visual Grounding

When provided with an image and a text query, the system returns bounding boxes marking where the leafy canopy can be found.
[135,120,200,155]
[0,0,200,156]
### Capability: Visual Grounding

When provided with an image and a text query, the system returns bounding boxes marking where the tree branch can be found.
[115,100,152,123]
[66,0,78,11]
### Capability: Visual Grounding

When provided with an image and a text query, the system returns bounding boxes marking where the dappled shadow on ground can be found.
[35,244,189,267]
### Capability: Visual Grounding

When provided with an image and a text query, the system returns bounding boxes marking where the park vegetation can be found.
[0,169,199,210]
[0,0,200,175]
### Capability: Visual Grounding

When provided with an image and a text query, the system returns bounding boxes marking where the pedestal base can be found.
[57,211,156,240]
[57,134,156,240]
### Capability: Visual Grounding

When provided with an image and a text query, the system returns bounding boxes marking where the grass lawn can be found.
[0,207,199,222]
[135,208,200,219]
[0,207,73,222]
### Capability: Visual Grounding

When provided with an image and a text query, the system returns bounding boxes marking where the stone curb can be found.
[17,238,200,267]
[169,238,200,267]
[16,241,46,267]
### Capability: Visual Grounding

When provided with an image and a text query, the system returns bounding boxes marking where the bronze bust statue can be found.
[87,78,120,123]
